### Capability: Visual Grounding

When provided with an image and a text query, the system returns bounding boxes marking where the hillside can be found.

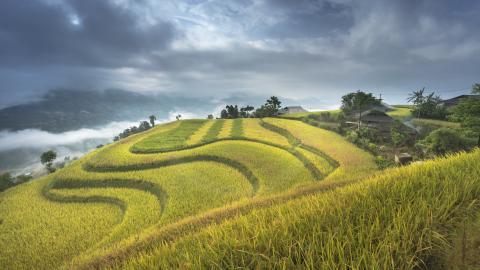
[0,118,478,269]
[0,89,215,132]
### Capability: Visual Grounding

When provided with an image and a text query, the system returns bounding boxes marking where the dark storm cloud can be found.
[0,0,174,68]
[1,0,480,108]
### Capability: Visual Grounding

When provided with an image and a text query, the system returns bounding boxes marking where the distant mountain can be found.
[0,89,214,132]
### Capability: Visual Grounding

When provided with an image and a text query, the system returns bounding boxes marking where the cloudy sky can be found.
[1,0,480,108]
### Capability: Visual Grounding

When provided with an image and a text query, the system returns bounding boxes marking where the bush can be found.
[375,156,394,169]
[0,172,14,192]
[346,130,359,143]
[418,128,471,156]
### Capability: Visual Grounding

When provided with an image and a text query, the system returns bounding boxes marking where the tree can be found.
[266,96,282,112]
[0,172,14,192]
[341,91,380,128]
[253,97,283,118]
[240,105,255,117]
[452,96,480,146]
[390,120,408,147]
[407,88,446,119]
[207,114,214,119]
[220,109,228,119]
[418,128,470,156]
[149,115,157,127]
[226,105,239,118]
[138,121,151,131]
[41,150,57,173]
[176,114,182,121]
[407,88,425,118]
[472,83,480,94]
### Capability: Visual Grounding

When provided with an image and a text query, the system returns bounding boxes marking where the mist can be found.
[0,113,190,175]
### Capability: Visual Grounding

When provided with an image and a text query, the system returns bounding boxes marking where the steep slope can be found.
[0,118,375,269]
[117,149,480,269]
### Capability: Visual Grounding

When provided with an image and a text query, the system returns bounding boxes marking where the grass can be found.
[68,119,378,269]
[231,118,243,137]
[387,106,412,120]
[280,109,341,119]
[185,120,215,145]
[131,119,206,153]
[1,117,351,270]
[412,118,461,129]
[0,177,123,270]
[217,119,234,138]
[263,118,377,183]
[118,149,480,269]
[202,119,224,142]
[442,213,480,269]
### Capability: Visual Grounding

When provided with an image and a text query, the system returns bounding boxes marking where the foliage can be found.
[0,172,14,192]
[375,155,394,169]
[0,117,378,269]
[119,150,480,269]
[114,120,152,141]
[417,128,471,156]
[451,95,480,146]
[472,83,480,94]
[341,91,380,124]
[41,150,57,172]
[220,105,240,119]
[407,88,447,119]
[390,119,409,147]
[240,105,255,117]
[254,96,282,117]
[149,115,156,127]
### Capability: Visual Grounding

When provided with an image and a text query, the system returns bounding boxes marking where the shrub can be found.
[418,128,471,156]
[375,156,394,169]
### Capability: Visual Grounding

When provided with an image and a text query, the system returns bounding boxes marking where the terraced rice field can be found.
[1,117,373,269]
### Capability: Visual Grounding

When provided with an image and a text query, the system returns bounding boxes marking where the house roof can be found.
[362,114,394,123]
[282,106,306,110]
[442,95,480,106]
[361,110,394,123]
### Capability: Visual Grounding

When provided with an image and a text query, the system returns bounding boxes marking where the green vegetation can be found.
[412,118,461,129]
[131,119,206,153]
[280,109,341,119]
[41,150,57,172]
[1,117,350,270]
[119,149,480,269]
[417,128,474,156]
[387,106,412,120]
[408,88,447,119]
[452,95,480,146]
[1,101,478,270]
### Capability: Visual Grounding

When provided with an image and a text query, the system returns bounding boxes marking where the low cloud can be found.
[0,121,140,151]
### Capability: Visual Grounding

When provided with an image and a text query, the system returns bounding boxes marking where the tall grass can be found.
[119,149,480,270]
[202,119,225,142]
[186,120,215,145]
[264,118,377,183]
[0,118,375,269]
[131,119,205,153]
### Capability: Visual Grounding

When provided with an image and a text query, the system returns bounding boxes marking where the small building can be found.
[359,110,394,132]
[278,106,308,115]
[441,95,480,107]
[395,153,413,165]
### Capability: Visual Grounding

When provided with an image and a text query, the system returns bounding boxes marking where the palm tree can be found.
[407,87,425,118]
[149,115,156,127]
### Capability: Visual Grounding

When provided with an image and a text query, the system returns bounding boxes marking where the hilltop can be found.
[0,117,478,269]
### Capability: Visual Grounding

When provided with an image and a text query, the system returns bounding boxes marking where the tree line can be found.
[218,96,282,119]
